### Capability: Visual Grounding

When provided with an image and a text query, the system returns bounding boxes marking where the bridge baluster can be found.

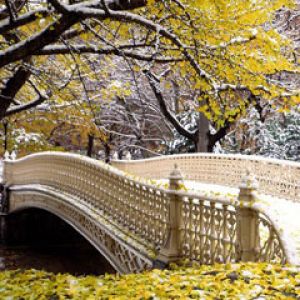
[237,171,259,262]
[157,164,184,264]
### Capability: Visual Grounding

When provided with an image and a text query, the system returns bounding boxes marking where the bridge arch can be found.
[3,207,116,274]
[9,187,153,274]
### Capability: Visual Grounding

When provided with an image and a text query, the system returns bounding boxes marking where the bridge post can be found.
[155,164,183,267]
[237,170,259,262]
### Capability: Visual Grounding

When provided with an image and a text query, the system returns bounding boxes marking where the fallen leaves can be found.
[0,263,300,299]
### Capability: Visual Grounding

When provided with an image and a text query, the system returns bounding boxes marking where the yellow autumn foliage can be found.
[0,263,300,299]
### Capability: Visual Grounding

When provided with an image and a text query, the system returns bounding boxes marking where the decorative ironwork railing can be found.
[3,153,170,249]
[112,154,299,202]
[2,152,299,267]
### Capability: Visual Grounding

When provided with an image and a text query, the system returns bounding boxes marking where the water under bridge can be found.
[0,152,299,273]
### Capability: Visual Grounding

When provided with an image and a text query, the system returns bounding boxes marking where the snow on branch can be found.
[34,44,183,62]
[0,8,49,35]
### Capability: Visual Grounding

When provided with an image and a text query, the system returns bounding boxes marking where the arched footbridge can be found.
[0,152,299,273]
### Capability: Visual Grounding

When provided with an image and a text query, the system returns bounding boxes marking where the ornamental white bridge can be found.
[0,152,299,273]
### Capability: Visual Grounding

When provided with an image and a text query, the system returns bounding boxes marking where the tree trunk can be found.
[104,143,111,163]
[3,121,8,152]
[196,112,211,152]
[172,80,180,114]
[87,134,94,157]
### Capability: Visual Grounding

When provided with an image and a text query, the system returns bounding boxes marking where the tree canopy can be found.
[0,0,299,153]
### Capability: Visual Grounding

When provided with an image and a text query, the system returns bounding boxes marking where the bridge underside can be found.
[7,186,154,273]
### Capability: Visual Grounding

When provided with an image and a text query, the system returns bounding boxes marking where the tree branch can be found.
[0,0,26,21]
[5,93,48,116]
[0,8,49,35]
[144,70,196,141]
[0,66,31,119]
[4,0,16,23]
[34,44,183,62]
[0,15,79,68]
[208,94,261,148]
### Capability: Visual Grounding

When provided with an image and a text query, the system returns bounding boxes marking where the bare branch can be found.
[34,44,183,62]
[5,93,49,116]
[0,8,49,35]
[144,69,197,141]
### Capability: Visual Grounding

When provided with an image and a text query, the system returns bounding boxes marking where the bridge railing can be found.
[156,167,291,266]
[3,152,170,248]
[3,152,297,266]
[112,154,300,202]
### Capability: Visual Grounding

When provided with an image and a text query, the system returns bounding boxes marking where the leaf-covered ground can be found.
[0,263,300,299]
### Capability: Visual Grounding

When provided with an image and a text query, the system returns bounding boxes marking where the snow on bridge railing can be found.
[111,153,300,202]
[2,152,297,266]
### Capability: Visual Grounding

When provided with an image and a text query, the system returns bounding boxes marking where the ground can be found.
[0,262,300,299]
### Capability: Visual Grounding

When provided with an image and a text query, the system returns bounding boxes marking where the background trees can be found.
[220,108,300,161]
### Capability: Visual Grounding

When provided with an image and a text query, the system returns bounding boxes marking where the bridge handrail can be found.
[111,153,300,202]
[3,152,171,249]
[3,152,297,266]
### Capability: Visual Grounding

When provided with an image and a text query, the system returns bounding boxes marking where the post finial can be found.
[10,151,16,161]
[169,164,183,191]
[240,168,258,191]
[4,151,10,160]
[169,163,183,180]
[124,151,131,160]
[112,152,118,160]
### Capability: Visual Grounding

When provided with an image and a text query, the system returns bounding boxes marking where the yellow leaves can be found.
[80,31,91,41]
[193,78,210,91]
[0,263,299,299]
[147,0,156,6]
[132,65,141,72]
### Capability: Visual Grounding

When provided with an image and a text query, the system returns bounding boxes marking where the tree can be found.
[220,108,300,161]
[1,0,299,152]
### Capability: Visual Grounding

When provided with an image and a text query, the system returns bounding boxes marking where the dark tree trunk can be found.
[196,112,211,152]
[87,134,94,157]
[104,143,111,163]
[172,80,180,114]
[3,121,8,152]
